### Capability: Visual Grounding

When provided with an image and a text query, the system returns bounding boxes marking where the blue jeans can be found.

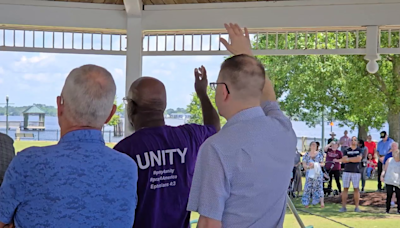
[366,167,373,178]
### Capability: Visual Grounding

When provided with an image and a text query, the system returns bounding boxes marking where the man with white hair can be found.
[0,65,138,228]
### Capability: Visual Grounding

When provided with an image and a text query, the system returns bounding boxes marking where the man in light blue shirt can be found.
[377,131,393,191]
[187,23,297,228]
[0,65,138,228]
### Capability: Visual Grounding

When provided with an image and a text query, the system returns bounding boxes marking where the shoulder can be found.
[0,133,13,143]
[104,147,138,170]
[180,124,216,135]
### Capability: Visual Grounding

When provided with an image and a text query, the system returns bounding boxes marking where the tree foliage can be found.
[256,31,387,135]
[186,87,226,126]
[107,97,124,127]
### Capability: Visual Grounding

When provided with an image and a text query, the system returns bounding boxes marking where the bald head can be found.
[219,54,265,99]
[61,64,116,128]
[128,77,167,113]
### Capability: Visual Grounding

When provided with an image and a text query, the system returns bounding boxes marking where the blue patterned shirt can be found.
[187,101,297,228]
[0,129,138,227]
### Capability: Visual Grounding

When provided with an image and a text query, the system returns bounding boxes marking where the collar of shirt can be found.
[59,129,105,144]
[223,106,264,129]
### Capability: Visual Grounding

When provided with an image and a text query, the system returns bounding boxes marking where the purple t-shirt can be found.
[325,149,343,170]
[114,124,216,228]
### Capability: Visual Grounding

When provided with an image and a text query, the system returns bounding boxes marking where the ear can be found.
[57,96,63,117]
[104,104,117,124]
[222,85,229,101]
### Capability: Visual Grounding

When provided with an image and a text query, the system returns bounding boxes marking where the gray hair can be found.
[61,64,116,128]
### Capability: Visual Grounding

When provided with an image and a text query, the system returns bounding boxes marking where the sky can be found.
[0,31,227,109]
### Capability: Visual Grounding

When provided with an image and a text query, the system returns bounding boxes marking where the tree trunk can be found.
[388,108,400,142]
[357,124,368,140]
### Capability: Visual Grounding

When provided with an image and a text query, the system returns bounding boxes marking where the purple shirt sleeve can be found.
[181,124,216,148]
[0,156,25,224]
[187,141,230,221]
[261,101,292,131]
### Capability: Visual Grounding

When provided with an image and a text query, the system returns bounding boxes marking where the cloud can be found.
[14,53,56,68]
[22,73,49,82]
[113,68,124,79]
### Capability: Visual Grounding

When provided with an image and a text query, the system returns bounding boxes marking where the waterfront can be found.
[0,115,389,148]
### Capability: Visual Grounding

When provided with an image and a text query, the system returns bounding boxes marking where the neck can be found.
[133,112,165,130]
[351,145,357,149]
[61,126,100,138]
[224,100,260,120]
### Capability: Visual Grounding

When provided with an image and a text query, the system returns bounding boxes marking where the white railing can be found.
[1,26,400,56]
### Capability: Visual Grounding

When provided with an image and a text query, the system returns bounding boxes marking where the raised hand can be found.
[194,66,208,95]
[220,23,253,56]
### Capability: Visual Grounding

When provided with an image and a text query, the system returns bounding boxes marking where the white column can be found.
[124,17,142,137]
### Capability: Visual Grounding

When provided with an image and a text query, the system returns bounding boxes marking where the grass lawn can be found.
[12,141,400,227]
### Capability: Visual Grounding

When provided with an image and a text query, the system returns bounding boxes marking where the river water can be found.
[0,115,389,149]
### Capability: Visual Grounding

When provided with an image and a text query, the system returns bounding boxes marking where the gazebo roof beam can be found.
[1,0,400,32]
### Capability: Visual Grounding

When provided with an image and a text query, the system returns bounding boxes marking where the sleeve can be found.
[187,141,230,221]
[343,149,348,157]
[261,101,292,130]
[338,151,343,159]
[182,124,217,153]
[0,156,25,224]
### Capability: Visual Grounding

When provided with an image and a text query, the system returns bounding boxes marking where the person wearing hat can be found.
[377,131,394,192]
[328,132,338,144]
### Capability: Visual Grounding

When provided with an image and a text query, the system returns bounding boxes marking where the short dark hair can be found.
[219,54,265,99]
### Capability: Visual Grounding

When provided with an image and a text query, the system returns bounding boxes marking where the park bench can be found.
[15,133,35,140]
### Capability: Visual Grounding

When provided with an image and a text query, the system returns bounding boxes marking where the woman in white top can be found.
[381,148,400,214]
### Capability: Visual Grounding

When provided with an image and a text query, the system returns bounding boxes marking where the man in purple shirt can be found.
[114,70,220,228]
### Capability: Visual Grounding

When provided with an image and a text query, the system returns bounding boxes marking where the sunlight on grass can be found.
[13,140,116,152]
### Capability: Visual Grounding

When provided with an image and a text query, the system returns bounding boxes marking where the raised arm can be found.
[194,66,221,132]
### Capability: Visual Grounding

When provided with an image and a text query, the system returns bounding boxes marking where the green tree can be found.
[107,97,124,127]
[255,31,387,139]
[186,87,226,126]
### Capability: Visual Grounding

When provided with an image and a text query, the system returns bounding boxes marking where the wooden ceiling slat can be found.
[142,0,155,4]
[52,0,277,5]
[162,0,177,4]
[149,0,165,4]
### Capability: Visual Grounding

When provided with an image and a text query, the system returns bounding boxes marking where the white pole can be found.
[124,17,143,137]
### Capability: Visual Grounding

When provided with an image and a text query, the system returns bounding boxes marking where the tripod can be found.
[287,195,314,228]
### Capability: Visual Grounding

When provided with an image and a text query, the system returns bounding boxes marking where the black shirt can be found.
[343,147,362,173]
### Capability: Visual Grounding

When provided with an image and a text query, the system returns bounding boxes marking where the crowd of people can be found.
[298,130,400,214]
[0,23,297,228]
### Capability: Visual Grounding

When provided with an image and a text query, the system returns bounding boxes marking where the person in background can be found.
[380,147,400,214]
[365,134,377,157]
[187,23,297,228]
[335,136,362,212]
[328,132,338,144]
[0,133,15,186]
[383,142,398,209]
[114,68,220,228]
[324,141,343,194]
[339,130,351,153]
[358,139,369,193]
[293,149,303,197]
[366,153,377,179]
[302,142,325,208]
[0,65,138,228]
[377,131,394,192]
